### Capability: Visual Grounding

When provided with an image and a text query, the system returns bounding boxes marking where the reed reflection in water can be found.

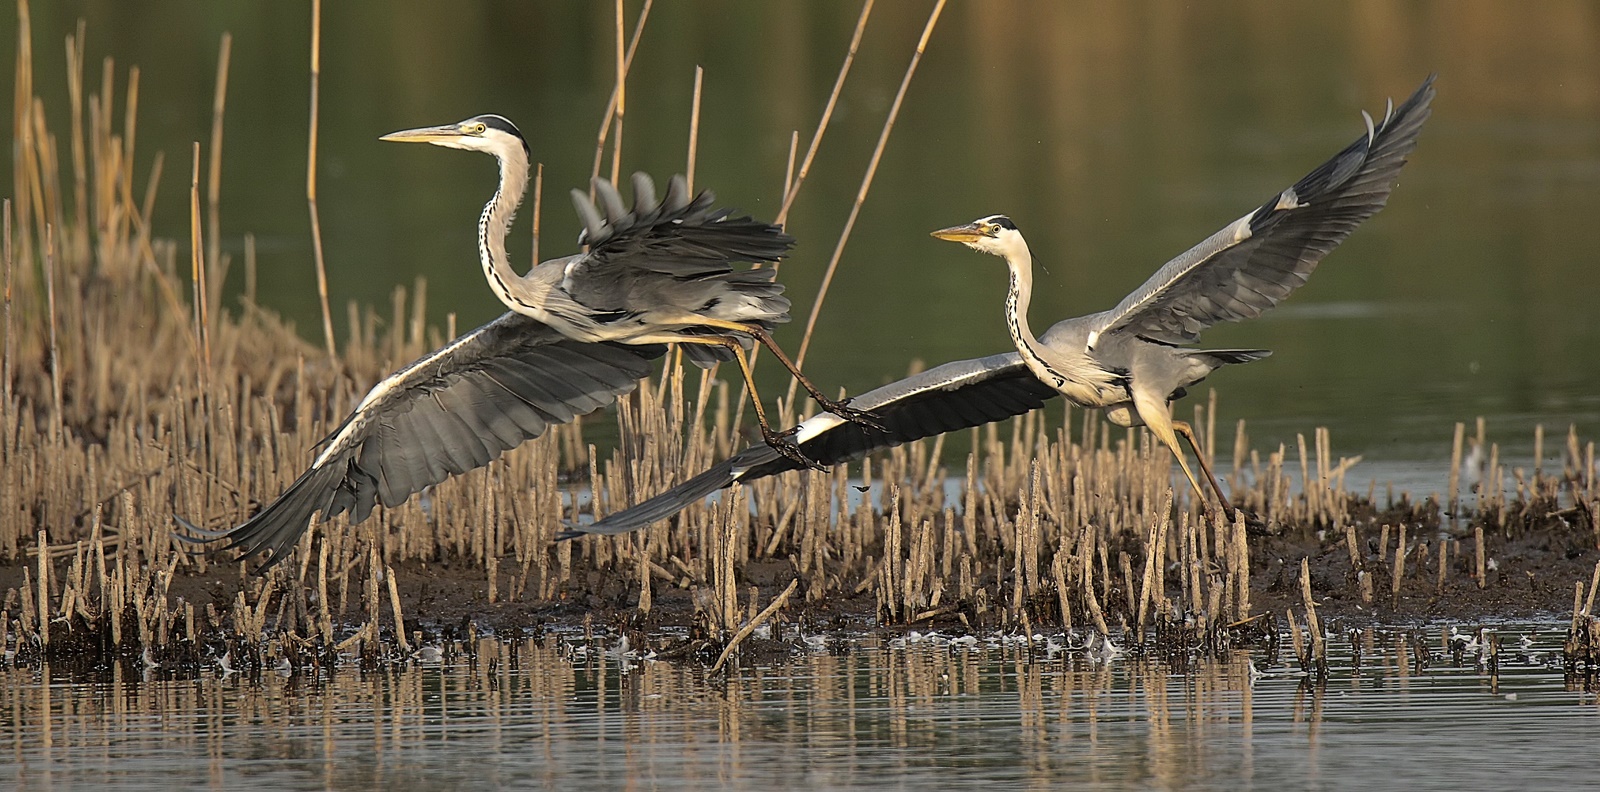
[2,625,1595,790]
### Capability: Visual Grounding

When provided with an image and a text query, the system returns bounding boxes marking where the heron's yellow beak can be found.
[930,223,987,244]
[379,123,467,144]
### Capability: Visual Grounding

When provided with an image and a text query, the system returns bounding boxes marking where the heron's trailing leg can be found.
[1172,420,1235,515]
[1131,392,1225,513]
[692,318,885,432]
[688,337,825,472]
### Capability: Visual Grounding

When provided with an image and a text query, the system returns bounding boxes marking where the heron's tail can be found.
[1189,348,1271,368]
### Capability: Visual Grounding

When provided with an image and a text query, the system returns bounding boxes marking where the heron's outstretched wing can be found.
[177,312,664,570]
[561,352,1059,537]
[561,173,795,312]
[1087,75,1435,349]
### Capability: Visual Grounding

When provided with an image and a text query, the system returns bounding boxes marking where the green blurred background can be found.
[9,1,1599,490]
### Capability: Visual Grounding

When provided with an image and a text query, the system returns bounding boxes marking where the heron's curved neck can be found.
[997,237,1122,405]
[1000,238,1050,371]
[478,149,531,311]
[999,236,1100,397]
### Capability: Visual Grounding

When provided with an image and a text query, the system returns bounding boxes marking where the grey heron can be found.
[379,115,880,466]
[176,176,798,569]
[563,75,1434,537]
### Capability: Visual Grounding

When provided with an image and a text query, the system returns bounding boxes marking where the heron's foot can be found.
[1235,507,1270,534]
[815,396,887,433]
[1206,502,1268,533]
[762,427,826,472]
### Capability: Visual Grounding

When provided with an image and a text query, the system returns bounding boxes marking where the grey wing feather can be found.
[1089,75,1435,348]
[560,172,795,312]
[560,352,1058,537]
[176,311,665,570]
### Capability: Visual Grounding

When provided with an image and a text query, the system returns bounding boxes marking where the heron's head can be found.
[381,114,530,163]
[930,215,1024,258]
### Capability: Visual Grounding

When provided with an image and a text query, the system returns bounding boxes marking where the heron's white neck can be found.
[478,147,531,312]
[994,233,1053,380]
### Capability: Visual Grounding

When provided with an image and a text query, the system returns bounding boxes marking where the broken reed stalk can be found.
[1475,525,1486,589]
[305,0,336,358]
[710,577,797,674]
[788,0,947,393]
[386,565,410,653]
[1448,421,1464,517]
[1391,523,1407,608]
[1299,557,1324,673]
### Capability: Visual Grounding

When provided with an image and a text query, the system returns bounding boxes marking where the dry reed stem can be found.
[206,33,231,301]
[588,0,654,195]
[305,0,336,358]
[686,66,703,193]
[609,0,626,188]
[3,200,12,406]
[13,0,35,268]
[789,0,947,388]
[188,144,209,375]
[64,24,86,259]
[774,0,874,228]
[42,225,60,440]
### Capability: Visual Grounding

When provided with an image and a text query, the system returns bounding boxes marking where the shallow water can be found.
[3,623,1593,790]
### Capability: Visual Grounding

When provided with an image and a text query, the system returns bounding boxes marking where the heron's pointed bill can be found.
[930,223,988,244]
[379,123,469,144]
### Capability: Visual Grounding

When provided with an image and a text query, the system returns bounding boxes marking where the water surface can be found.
[3,624,1593,790]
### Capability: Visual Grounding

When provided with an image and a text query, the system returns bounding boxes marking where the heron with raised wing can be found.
[563,75,1434,537]
[178,174,804,569]
[379,115,881,466]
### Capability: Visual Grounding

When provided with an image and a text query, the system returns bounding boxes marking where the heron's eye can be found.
[468,122,487,135]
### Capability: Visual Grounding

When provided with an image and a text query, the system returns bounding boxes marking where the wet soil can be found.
[31,509,1578,645]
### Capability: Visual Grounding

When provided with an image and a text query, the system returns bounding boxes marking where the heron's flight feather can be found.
[1090,75,1435,347]
[177,312,663,570]
[562,353,1058,537]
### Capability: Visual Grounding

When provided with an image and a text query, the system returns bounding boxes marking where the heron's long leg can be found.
[1172,420,1235,515]
[1131,391,1212,510]
[676,337,825,471]
[683,318,885,432]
